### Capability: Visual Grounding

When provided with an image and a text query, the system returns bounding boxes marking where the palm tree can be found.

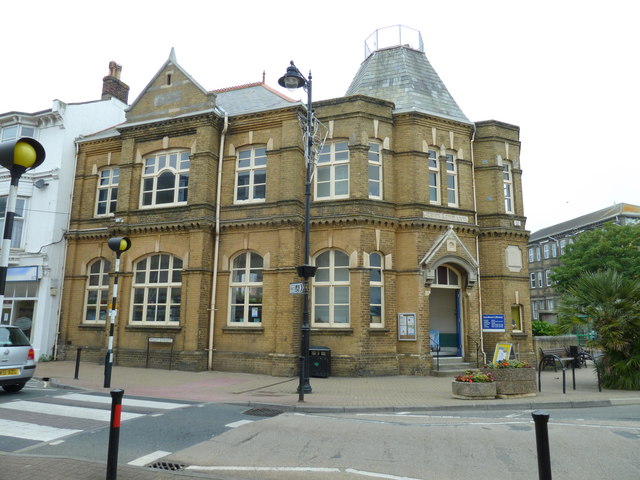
[557,269,640,390]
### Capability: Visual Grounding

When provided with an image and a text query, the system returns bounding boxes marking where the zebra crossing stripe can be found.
[0,400,143,422]
[62,393,187,410]
[0,418,81,442]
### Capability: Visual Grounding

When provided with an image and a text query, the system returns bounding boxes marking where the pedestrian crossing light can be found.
[0,138,46,181]
[108,237,132,257]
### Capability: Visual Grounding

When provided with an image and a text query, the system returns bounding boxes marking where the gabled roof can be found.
[345,44,470,124]
[530,203,640,242]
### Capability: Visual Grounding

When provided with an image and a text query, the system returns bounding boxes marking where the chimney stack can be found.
[102,61,130,104]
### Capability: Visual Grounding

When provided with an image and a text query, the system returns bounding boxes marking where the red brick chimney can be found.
[102,61,130,104]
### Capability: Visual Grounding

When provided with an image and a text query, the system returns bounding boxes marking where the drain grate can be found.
[243,407,283,417]
[148,461,187,471]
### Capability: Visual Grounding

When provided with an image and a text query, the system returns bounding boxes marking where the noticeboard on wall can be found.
[482,314,505,332]
[398,313,417,341]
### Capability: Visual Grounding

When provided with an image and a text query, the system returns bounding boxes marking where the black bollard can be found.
[106,389,124,480]
[74,347,82,380]
[531,410,552,480]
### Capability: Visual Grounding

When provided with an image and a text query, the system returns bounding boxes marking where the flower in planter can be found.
[454,369,494,383]
[484,360,532,369]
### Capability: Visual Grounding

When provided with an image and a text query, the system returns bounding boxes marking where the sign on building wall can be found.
[482,314,505,332]
[398,313,417,341]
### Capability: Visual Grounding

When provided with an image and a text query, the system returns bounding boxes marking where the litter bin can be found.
[309,346,331,378]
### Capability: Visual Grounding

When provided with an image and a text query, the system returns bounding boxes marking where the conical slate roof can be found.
[345,44,470,124]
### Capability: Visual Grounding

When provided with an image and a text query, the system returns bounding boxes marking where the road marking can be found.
[0,400,143,422]
[0,418,81,442]
[62,393,187,410]
[128,450,172,466]
[346,468,424,480]
[225,420,254,428]
[186,466,341,472]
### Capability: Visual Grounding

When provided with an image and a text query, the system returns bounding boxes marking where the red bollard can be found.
[106,389,124,480]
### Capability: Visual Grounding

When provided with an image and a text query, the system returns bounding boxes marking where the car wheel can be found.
[2,383,26,393]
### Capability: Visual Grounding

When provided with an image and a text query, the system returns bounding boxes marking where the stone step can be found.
[429,358,479,377]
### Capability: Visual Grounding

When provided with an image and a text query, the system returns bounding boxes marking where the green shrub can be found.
[532,320,557,336]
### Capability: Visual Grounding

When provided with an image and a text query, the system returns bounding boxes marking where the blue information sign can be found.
[482,314,505,332]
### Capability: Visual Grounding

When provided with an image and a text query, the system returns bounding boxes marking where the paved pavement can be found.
[4,360,640,479]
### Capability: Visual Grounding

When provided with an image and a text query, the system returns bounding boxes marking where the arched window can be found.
[433,265,460,288]
[84,259,111,323]
[131,254,182,324]
[313,250,350,326]
[141,150,190,207]
[229,252,263,325]
[369,253,384,326]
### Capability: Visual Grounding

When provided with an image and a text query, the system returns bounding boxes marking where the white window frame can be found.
[528,248,534,263]
[543,243,549,259]
[428,149,440,204]
[312,250,350,327]
[131,254,182,324]
[536,247,541,261]
[368,142,382,200]
[560,239,566,255]
[503,161,514,213]
[537,271,543,288]
[530,273,536,288]
[315,141,349,200]
[545,269,552,286]
[1,124,36,143]
[546,298,554,311]
[235,146,267,204]
[84,259,111,324]
[95,167,119,216]
[369,252,384,326]
[140,150,190,208]
[228,252,263,325]
[0,196,27,249]
[551,243,557,258]
[445,153,458,206]
[434,265,460,288]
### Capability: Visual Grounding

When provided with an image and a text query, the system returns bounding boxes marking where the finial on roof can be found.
[169,47,177,63]
[262,70,266,83]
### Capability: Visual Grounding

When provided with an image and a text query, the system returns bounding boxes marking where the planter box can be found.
[452,381,496,400]
[490,368,537,398]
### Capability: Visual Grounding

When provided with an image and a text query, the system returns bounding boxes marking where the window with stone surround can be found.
[95,167,119,216]
[141,150,190,207]
[369,252,384,326]
[235,146,267,203]
[228,252,263,325]
[84,258,111,324]
[313,249,350,327]
[131,254,182,324]
[511,304,523,332]
[368,142,382,199]
[445,153,457,206]
[503,160,514,213]
[316,141,349,200]
[428,149,440,204]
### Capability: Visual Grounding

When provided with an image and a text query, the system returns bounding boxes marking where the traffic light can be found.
[0,138,46,178]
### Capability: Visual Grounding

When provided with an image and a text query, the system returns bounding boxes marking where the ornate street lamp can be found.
[279,61,317,401]
[104,236,131,388]
[0,138,45,326]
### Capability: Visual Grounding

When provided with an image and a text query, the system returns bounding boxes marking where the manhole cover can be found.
[243,407,283,417]
[148,461,187,471]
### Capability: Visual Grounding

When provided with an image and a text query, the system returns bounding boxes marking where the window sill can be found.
[310,328,353,335]
[125,325,182,333]
[79,323,106,329]
[223,326,264,334]
[511,332,528,338]
[368,327,389,334]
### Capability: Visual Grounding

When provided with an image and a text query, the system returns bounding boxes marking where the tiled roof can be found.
[529,203,640,242]
[214,83,297,116]
[345,45,470,124]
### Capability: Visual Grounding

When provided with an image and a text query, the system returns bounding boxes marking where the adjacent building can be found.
[58,26,535,375]
[0,63,128,359]
[528,203,640,322]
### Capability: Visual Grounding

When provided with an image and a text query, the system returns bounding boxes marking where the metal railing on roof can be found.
[364,25,424,59]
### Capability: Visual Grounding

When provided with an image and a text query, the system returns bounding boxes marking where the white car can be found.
[0,325,36,392]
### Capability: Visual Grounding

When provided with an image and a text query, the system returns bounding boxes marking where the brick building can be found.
[58,27,534,375]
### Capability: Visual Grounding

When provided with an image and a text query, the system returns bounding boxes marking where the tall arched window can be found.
[141,150,190,207]
[369,253,384,326]
[131,254,182,324]
[84,259,111,323]
[313,250,350,327]
[229,252,263,325]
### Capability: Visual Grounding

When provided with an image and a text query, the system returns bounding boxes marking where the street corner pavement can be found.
[32,360,640,411]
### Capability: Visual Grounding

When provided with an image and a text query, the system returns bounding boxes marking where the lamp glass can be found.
[13,141,37,168]
[284,76,303,89]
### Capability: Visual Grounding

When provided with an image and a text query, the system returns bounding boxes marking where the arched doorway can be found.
[430,265,462,357]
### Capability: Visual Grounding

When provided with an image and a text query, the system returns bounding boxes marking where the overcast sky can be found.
[4,0,638,233]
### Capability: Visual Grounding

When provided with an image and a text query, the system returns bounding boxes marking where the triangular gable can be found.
[126,48,216,123]
[419,225,478,288]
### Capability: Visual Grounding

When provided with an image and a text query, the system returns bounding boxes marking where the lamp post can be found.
[104,236,131,388]
[0,138,45,325]
[279,61,317,400]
